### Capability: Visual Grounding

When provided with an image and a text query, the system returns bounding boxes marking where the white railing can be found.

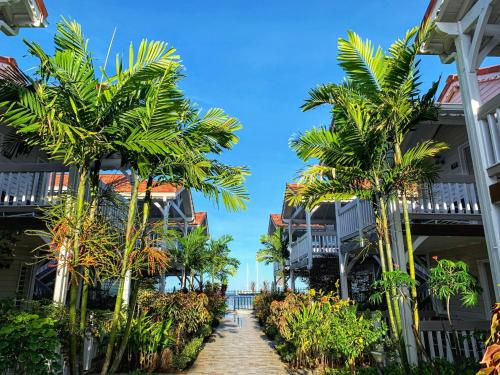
[290,232,337,266]
[338,181,480,241]
[478,93,500,176]
[419,320,488,362]
[403,182,479,216]
[0,168,127,230]
[338,199,375,240]
[311,233,337,254]
[0,170,68,207]
[290,233,309,265]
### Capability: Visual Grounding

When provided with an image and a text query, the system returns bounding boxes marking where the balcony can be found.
[290,232,337,269]
[338,180,481,242]
[0,165,126,228]
[0,167,69,213]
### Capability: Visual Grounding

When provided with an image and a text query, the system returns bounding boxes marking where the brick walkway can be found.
[185,310,288,375]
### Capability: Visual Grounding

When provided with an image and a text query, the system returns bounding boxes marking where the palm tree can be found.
[257,227,289,290]
[170,226,209,289]
[204,235,239,286]
[291,23,446,364]
[303,22,443,335]
[215,256,240,286]
[1,18,250,374]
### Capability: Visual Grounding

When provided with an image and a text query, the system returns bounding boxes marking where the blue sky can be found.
[3,1,458,290]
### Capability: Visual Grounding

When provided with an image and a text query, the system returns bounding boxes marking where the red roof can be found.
[438,65,500,104]
[53,173,182,194]
[192,211,207,226]
[35,0,48,19]
[0,56,25,84]
[270,213,327,230]
[0,56,18,68]
[99,174,181,194]
[422,0,437,25]
[168,211,207,228]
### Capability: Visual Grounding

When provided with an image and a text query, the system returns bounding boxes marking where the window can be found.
[460,144,474,175]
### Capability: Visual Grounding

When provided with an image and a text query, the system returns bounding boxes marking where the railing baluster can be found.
[471,333,479,360]
[436,331,444,358]
[487,112,500,163]
[428,331,436,359]
[445,331,453,361]
[461,331,469,358]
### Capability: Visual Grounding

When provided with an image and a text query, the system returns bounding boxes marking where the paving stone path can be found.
[185,310,289,375]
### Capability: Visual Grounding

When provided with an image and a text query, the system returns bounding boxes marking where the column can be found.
[305,210,313,269]
[335,202,349,299]
[159,200,170,293]
[454,32,500,300]
[52,246,70,304]
[338,250,349,300]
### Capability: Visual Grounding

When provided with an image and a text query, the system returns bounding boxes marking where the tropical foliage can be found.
[288,21,445,365]
[0,311,61,375]
[0,17,247,375]
[205,235,240,286]
[255,290,385,374]
[478,303,500,375]
[428,259,481,326]
[257,227,289,290]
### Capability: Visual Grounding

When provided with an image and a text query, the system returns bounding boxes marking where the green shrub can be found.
[205,291,227,322]
[322,358,479,375]
[172,336,204,369]
[266,291,386,371]
[199,323,213,338]
[138,290,211,346]
[0,311,61,374]
[253,291,285,325]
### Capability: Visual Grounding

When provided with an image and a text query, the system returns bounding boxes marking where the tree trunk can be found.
[379,195,408,369]
[109,280,140,374]
[394,144,421,335]
[190,270,195,291]
[181,267,187,290]
[109,175,153,373]
[101,174,140,375]
[69,168,89,375]
[79,164,100,362]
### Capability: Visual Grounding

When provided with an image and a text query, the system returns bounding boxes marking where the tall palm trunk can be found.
[109,175,153,373]
[190,270,195,290]
[109,280,140,374]
[79,161,101,360]
[282,260,288,291]
[181,267,187,289]
[379,195,409,368]
[101,174,140,375]
[69,168,89,375]
[374,214,397,336]
[394,145,420,332]
[379,197,403,330]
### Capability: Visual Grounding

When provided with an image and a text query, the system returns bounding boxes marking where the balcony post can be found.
[52,167,77,305]
[453,29,500,300]
[52,246,70,304]
[355,199,364,247]
[335,201,349,299]
[305,210,313,269]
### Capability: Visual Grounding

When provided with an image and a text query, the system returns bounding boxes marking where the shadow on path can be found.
[184,310,290,375]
